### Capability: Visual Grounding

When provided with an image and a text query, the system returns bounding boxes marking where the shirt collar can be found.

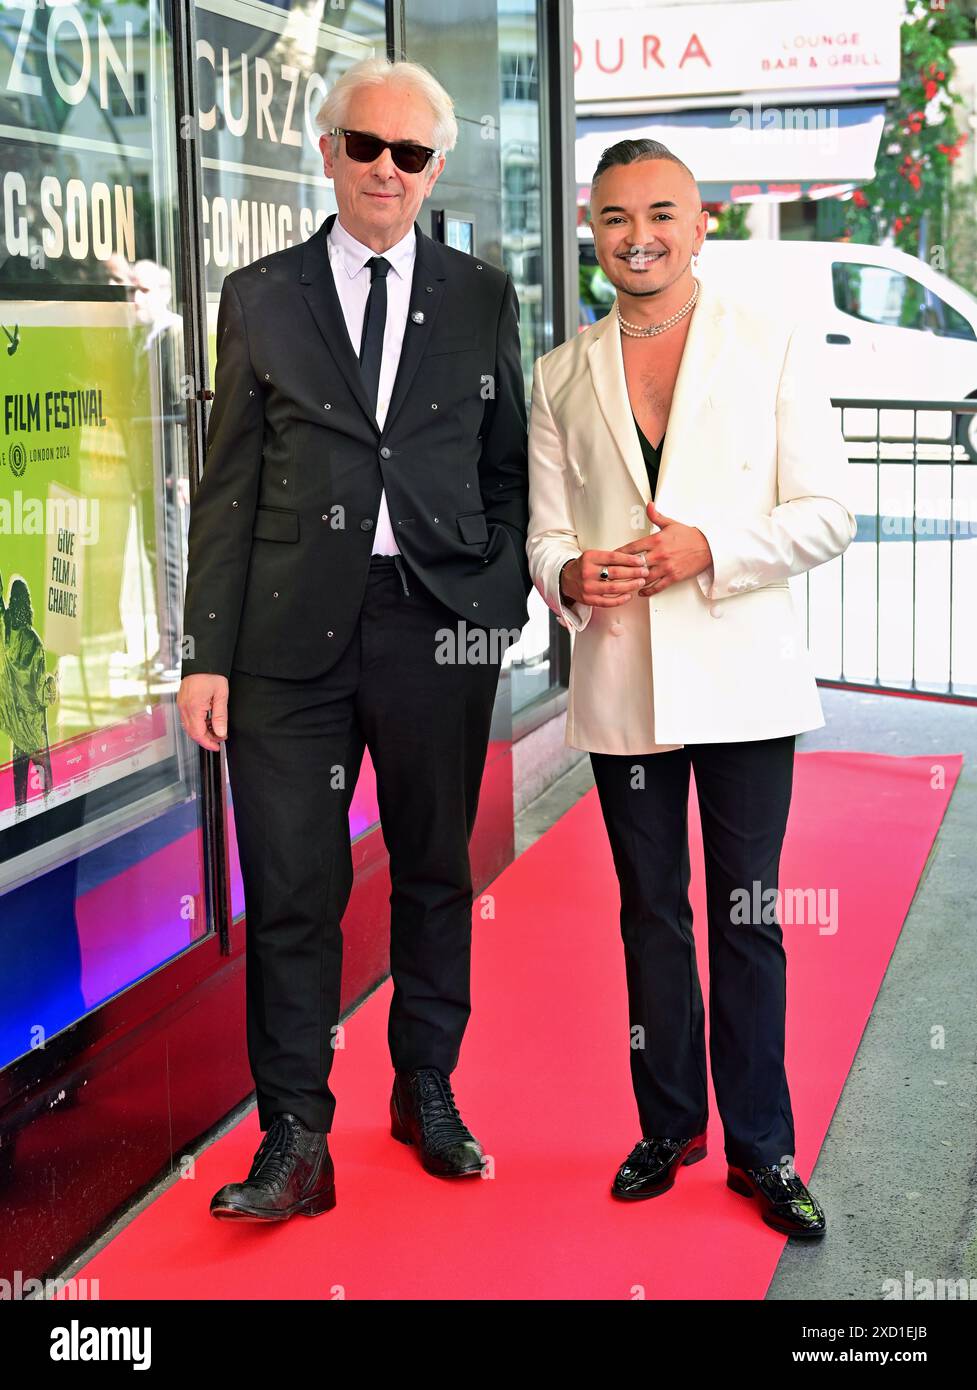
[328,216,416,281]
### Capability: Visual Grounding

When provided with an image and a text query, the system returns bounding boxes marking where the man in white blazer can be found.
[527,139,856,1238]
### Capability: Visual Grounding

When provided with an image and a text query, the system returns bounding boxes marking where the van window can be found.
[931,294,977,341]
[832,262,927,330]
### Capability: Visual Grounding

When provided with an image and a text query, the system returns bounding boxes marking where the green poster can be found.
[0,304,176,829]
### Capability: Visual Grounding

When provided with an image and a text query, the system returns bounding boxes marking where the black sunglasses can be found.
[329,127,441,175]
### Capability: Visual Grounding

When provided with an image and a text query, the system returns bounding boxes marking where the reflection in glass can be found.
[0,0,206,1068]
[192,0,382,920]
[496,0,555,714]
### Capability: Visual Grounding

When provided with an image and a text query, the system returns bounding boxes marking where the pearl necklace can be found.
[616,278,700,338]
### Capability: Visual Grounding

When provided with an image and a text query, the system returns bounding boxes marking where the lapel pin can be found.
[411,310,425,324]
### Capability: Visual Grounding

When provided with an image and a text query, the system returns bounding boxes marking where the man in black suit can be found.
[177,56,530,1221]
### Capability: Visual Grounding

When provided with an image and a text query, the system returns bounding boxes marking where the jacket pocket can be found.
[457,510,489,544]
[252,505,299,542]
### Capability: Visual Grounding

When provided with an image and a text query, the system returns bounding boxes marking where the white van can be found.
[696,239,977,459]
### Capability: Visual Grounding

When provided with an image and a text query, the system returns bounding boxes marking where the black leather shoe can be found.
[611,1131,708,1200]
[210,1112,335,1221]
[727,1160,826,1238]
[391,1068,484,1177]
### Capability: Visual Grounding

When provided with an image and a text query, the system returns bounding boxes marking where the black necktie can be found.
[358,256,390,416]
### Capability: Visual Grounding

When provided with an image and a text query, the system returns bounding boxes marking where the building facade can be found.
[0,0,577,1283]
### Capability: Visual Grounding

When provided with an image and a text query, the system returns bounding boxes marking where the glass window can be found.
[832,262,928,330]
[191,0,382,919]
[0,0,206,1068]
[501,51,538,104]
[110,71,147,119]
[498,1,545,395]
[932,295,977,341]
[496,0,558,716]
[579,234,615,327]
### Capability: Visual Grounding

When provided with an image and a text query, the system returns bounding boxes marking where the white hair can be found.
[314,57,458,156]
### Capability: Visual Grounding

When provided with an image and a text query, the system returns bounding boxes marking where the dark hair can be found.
[591,138,696,190]
[8,578,32,629]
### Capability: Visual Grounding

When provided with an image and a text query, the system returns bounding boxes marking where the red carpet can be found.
[73,750,961,1300]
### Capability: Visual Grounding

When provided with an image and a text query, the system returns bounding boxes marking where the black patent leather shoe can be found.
[611,1131,708,1200]
[210,1112,335,1221]
[391,1068,484,1177]
[727,1160,826,1238]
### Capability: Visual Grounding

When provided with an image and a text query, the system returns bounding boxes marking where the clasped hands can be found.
[559,502,713,609]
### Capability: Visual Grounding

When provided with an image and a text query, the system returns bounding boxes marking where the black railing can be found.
[806,398,977,705]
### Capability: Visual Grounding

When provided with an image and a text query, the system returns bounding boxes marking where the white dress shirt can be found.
[327,216,416,556]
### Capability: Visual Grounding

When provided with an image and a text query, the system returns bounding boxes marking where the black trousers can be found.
[225,555,503,1133]
[590,735,796,1169]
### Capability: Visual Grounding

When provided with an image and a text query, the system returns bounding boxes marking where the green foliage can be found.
[710,202,751,241]
[844,1,972,256]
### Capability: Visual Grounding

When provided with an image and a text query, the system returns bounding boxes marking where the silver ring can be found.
[599,567,609,581]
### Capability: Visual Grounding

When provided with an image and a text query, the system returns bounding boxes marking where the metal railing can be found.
[806,398,977,705]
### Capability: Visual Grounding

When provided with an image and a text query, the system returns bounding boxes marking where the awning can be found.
[576,102,887,203]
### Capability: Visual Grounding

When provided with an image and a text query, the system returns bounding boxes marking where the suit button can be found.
[710,604,724,618]
[327,630,334,638]
[380,446,391,459]
[360,518,374,531]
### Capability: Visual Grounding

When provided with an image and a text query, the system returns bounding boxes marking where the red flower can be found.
[852,189,869,208]
[898,153,924,188]
[937,135,969,164]
[924,80,939,100]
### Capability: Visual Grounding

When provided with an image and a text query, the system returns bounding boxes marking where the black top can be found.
[632,414,665,499]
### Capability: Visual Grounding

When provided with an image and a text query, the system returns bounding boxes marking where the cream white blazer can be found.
[526,275,858,755]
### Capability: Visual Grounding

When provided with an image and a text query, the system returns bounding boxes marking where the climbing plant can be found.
[844,0,973,262]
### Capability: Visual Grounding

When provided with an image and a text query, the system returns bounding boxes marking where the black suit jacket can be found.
[180,213,531,680]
